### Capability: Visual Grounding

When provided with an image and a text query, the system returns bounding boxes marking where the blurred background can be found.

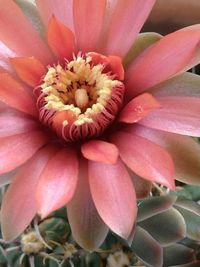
[144,0,200,34]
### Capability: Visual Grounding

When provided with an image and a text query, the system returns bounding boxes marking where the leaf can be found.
[184,185,200,201]
[137,195,177,222]
[131,226,163,267]
[138,208,186,246]
[39,217,70,243]
[175,199,200,241]
[163,244,195,267]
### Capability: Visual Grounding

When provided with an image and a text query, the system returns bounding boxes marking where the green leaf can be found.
[137,195,177,222]
[163,244,195,267]
[132,226,163,267]
[138,208,186,246]
[39,217,70,244]
[184,185,200,201]
[175,199,200,241]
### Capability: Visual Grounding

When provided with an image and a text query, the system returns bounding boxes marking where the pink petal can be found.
[151,72,200,98]
[36,0,74,31]
[47,16,76,61]
[1,145,56,241]
[81,140,118,164]
[0,114,38,137]
[73,0,106,52]
[178,25,200,71]
[67,159,108,251]
[0,41,16,72]
[119,93,161,123]
[0,130,49,174]
[100,0,156,57]
[125,29,200,99]
[111,131,175,190]
[123,32,162,68]
[0,0,52,65]
[0,73,37,117]
[36,148,78,218]
[128,125,200,185]
[140,96,200,137]
[10,57,46,87]
[89,158,137,239]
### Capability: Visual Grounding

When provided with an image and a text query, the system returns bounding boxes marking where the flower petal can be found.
[140,96,200,136]
[1,145,56,241]
[0,113,38,137]
[10,57,46,87]
[0,130,48,174]
[36,148,78,218]
[0,73,37,117]
[73,0,106,52]
[0,41,16,72]
[123,32,162,68]
[36,0,74,31]
[87,52,124,80]
[81,140,118,164]
[0,0,52,64]
[119,93,161,123]
[111,131,175,190]
[128,125,200,185]
[126,28,200,99]
[67,158,108,251]
[89,158,137,239]
[151,72,200,98]
[47,16,76,61]
[100,0,156,57]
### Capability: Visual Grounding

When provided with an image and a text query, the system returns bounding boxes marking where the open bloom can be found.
[1,0,200,250]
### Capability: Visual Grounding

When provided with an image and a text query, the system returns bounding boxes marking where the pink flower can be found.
[1,0,200,250]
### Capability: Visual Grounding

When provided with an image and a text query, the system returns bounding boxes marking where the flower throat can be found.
[34,52,125,142]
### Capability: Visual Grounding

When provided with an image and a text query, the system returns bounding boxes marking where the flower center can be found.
[35,53,125,142]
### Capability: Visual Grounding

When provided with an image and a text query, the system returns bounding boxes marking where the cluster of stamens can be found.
[35,53,124,142]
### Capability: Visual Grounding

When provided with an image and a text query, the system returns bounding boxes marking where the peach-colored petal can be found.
[119,93,161,123]
[36,148,78,218]
[125,29,200,99]
[47,16,76,61]
[100,0,156,57]
[140,96,200,137]
[81,140,118,164]
[0,73,37,117]
[67,158,109,251]
[87,52,124,80]
[36,0,74,31]
[128,125,200,185]
[0,113,38,137]
[73,0,106,52]
[0,131,49,175]
[111,131,175,190]
[89,158,137,239]
[10,57,46,87]
[1,145,56,241]
[0,0,52,64]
